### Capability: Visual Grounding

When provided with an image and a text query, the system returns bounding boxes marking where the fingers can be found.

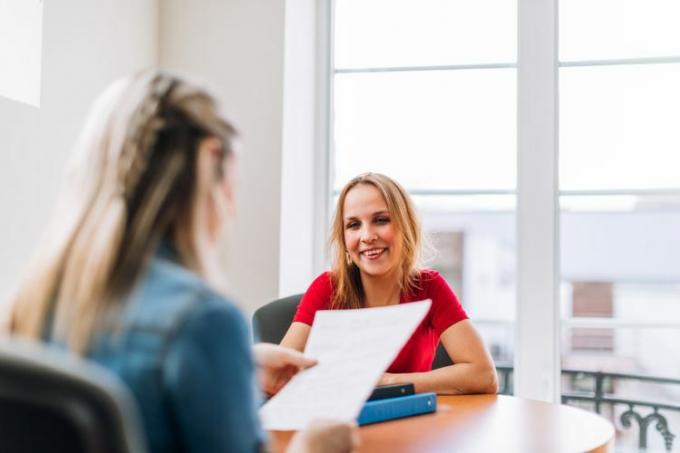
[276,365,298,392]
[315,421,360,452]
[279,347,317,369]
[252,343,277,366]
[254,343,319,397]
[288,420,360,453]
[253,343,317,369]
[261,364,301,397]
[270,365,297,396]
[348,422,361,451]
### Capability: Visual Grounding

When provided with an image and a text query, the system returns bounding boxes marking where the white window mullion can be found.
[516,0,560,402]
[279,0,333,296]
[314,0,334,276]
[279,0,324,296]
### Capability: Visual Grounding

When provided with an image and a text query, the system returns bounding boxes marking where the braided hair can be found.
[7,71,237,352]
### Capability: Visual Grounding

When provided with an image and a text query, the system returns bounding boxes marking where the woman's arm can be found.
[166,303,357,453]
[280,321,312,352]
[253,342,316,397]
[282,273,333,354]
[164,301,265,452]
[378,320,498,395]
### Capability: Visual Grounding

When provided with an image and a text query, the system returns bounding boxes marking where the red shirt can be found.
[292,269,468,373]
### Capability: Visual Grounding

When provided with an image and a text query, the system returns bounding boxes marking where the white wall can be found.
[0,0,158,299]
[279,0,330,298]
[1,0,314,314]
[160,0,287,311]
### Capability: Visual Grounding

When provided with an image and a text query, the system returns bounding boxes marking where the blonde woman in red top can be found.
[281,173,498,395]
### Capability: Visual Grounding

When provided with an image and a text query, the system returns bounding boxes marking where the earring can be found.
[345,251,352,266]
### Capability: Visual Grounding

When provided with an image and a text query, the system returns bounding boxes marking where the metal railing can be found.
[495,366,680,451]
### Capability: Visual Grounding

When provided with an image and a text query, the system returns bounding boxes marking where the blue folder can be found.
[357,392,437,426]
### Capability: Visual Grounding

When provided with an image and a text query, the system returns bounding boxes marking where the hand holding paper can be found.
[260,299,432,430]
[253,343,318,397]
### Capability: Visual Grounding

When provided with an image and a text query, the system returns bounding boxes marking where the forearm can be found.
[279,322,310,353]
[386,363,499,395]
[279,336,303,352]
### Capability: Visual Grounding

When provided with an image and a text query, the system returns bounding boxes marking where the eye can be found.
[375,216,391,224]
[345,220,360,230]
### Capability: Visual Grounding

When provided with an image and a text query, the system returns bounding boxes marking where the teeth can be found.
[362,249,384,257]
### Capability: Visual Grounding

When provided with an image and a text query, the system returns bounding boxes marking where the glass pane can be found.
[334,0,516,69]
[418,195,516,365]
[560,195,640,213]
[333,69,516,191]
[560,64,680,191]
[561,194,680,213]
[560,0,680,61]
[560,196,680,452]
[561,326,680,452]
[413,194,516,212]
[561,201,680,285]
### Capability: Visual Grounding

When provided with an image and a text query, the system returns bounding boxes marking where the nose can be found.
[360,226,378,244]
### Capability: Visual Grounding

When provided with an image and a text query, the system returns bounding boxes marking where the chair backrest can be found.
[252,294,302,343]
[431,342,453,369]
[0,338,147,453]
[253,294,455,370]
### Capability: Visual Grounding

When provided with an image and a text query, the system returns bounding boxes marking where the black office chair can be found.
[252,294,455,369]
[0,338,147,453]
[252,294,302,343]
[432,342,453,369]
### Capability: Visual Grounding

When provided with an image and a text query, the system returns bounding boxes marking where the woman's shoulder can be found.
[312,270,333,284]
[91,260,248,372]
[295,272,334,318]
[174,295,248,344]
[415,268,445,285]
[123,256,244,334]
[306,271,334,294]
[149,283,248,354]
[410,268,457,298]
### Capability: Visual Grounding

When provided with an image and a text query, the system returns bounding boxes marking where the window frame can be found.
[318,0,561,402]
[315,0,680,403]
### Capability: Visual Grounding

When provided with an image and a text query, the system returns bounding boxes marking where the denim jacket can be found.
[83,245,265,453]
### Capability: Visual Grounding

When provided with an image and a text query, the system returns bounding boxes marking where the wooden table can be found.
[270,394,615,453]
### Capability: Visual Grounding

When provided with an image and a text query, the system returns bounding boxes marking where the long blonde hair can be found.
[330,173,422,309]
[7,71,237,353]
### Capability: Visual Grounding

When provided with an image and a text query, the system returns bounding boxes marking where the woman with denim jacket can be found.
[5,71,357,453]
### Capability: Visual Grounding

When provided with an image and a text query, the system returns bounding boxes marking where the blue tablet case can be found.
[357,392,437,426]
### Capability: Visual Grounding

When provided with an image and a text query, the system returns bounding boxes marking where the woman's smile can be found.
[360,247,387,260]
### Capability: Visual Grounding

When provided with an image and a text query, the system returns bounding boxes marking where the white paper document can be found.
[259,299,431,430]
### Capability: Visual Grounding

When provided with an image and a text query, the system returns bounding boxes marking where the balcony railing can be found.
[495,366,680,452]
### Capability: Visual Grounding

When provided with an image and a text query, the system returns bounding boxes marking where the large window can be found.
[329,1,680,451]
[559,1,680,450]
[332,0,518,367]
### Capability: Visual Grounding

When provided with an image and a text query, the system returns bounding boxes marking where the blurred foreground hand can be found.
[287,420,360,453]
[253,343,317,397]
